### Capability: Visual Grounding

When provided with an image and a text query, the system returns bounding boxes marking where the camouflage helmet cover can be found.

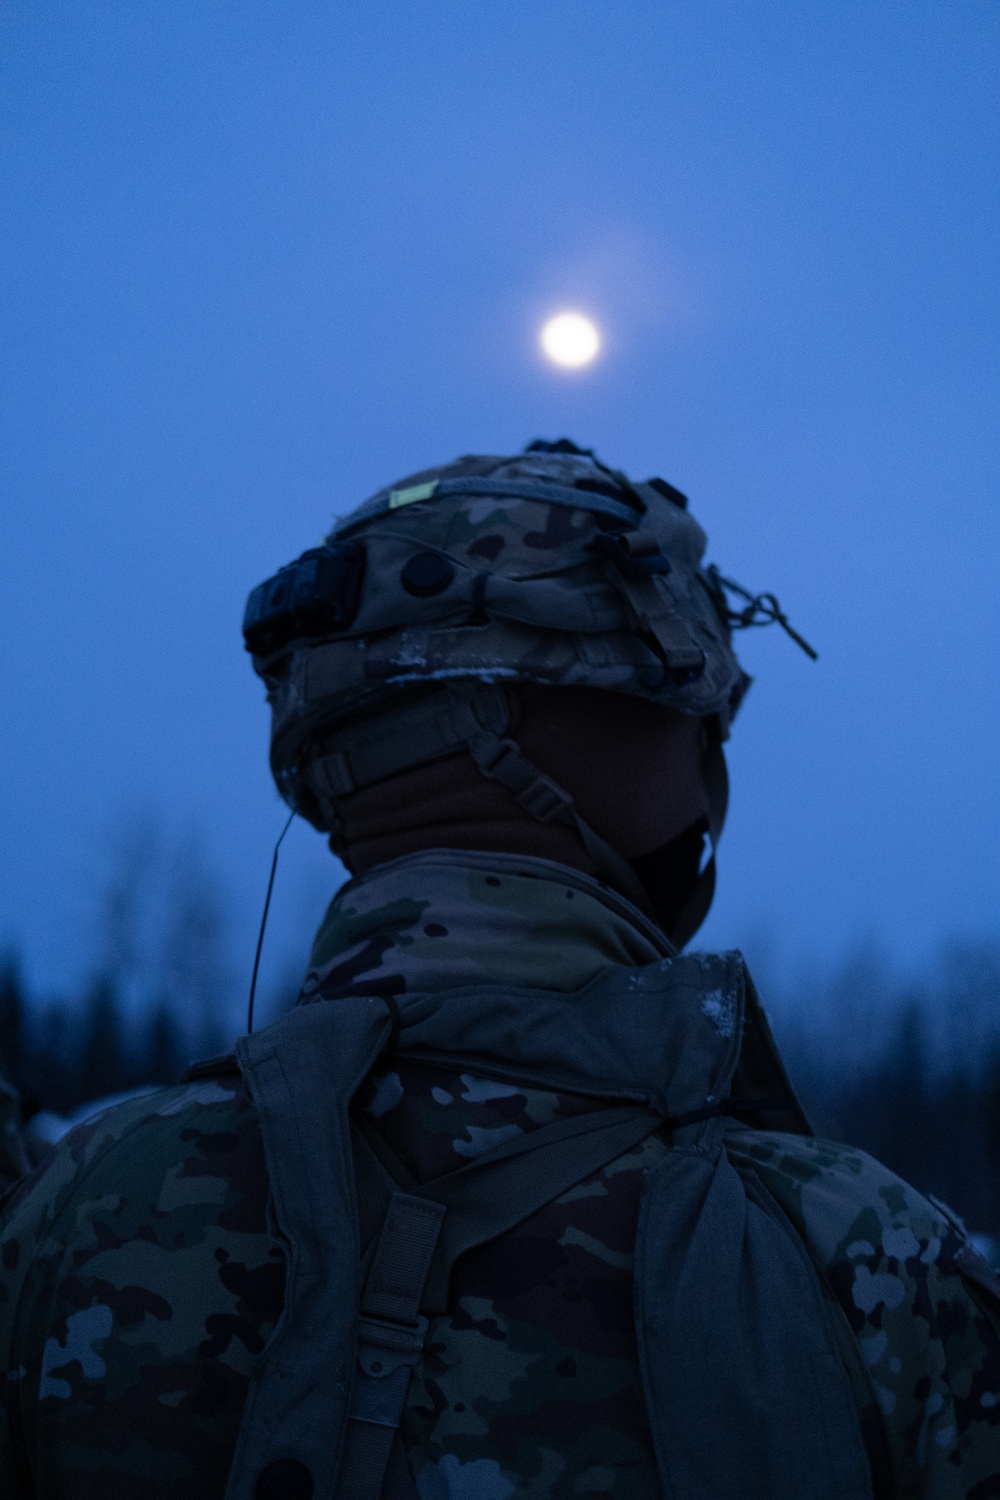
[247,443,751,832]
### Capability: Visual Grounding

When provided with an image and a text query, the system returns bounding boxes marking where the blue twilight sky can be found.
[1,0,998,1013]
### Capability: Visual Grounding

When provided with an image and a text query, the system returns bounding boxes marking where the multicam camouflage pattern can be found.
[299,845,672,1004]
[299,853,678,1499]
[727,1131,1000,1498]
[0,1073,283,1498]
[358,1057,669,1499]
[4,853,1000,1497]
[253,446,749,831]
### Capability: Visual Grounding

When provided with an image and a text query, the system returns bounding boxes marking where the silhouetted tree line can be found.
[0,820,243,1125]
[767,939,1000,1237]
[0,955,191,1118]
[0,819,312,1138]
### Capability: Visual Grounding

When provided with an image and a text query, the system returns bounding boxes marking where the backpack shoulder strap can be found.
[338,1103,662,1500]
[338,1186,445,1500]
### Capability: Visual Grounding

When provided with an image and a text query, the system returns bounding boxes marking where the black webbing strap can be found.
[411,1104,662,1312]
[303,681,659,921]
[350,1104,663,1313]
[337,1191,446,1500]
[462,721,657,919]
[305,683,509,803]
[340,1101,662,1499]
[593,537,705,674]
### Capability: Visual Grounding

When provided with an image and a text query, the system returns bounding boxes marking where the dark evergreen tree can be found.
[27,1003,76,1117]
[76,977,128,1106]
[0,952,26,1089]
[142,1004,185,1087]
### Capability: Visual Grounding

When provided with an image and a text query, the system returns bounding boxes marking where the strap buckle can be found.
[474,737,574,823]
[348,1313,430,1432]
[516,774,573,822]
[356,1313,429,1379]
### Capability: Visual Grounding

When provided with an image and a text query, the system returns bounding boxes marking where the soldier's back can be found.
[6,1038,1000,1498]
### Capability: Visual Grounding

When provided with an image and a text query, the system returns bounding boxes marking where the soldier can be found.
[3,439,1000,1500]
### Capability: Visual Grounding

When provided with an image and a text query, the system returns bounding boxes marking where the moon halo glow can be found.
[539,312,601,369]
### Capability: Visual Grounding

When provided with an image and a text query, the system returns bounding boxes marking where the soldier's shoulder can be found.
[728,1128,1000,1491]
[0,1067,267,1295]
[726,1127,954,1265]
[0,1070,285,1494]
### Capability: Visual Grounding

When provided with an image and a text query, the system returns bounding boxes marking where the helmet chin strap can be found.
[302,681,729,942]
[302,681,658,920]
[459,710,658,921]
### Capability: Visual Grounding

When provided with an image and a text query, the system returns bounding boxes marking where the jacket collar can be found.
[299,848,672,1004]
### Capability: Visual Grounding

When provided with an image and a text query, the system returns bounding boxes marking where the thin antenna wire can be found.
[247,809,295,1035]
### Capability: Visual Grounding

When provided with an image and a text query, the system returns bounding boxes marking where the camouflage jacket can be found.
[3,852,1000,1499]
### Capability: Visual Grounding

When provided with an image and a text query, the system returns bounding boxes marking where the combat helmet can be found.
[244,440,812,942]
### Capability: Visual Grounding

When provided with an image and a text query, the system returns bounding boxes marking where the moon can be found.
[540,312,601,369]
